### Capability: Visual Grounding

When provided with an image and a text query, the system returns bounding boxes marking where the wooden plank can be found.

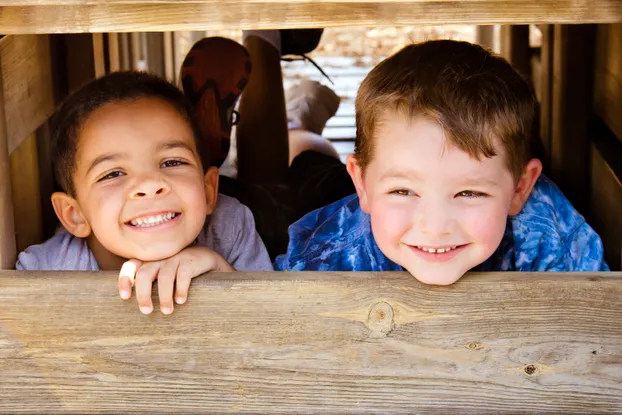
[9,133,43,253]
[92,32,105,77]
[593,24,622,142]
[590,121,622,271]
[500,25,531,82]
[64,34,99,93]
[550,24,596,213]
[0,1,620,34]
[107,32,120,72]
[1,271,622,414]
[538,25,554,164]
[0,58,16,269]
[0,35,55,155]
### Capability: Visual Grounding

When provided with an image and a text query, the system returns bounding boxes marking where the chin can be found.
[129,245,186,262]
[405,267,466,286]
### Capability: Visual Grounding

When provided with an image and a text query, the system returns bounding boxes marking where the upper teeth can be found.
[130,212,176,227]
[416,246,457,253]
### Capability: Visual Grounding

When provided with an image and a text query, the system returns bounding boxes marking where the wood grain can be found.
[1,271,621,414]
[0,62,16,269]
[9,133,43,253]
[0,1,620,34]
[594,24,622,143]
[0,35,55,155]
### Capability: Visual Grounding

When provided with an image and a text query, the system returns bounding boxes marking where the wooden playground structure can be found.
[1,1,621,413]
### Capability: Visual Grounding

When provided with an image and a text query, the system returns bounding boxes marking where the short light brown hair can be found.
[355,40,536,181]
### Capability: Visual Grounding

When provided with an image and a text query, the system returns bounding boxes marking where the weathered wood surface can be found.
[0,1,620,34]
[0,62,16,269]
[1,271,622,414]
[0,35,55,155]
[594,24,622,143]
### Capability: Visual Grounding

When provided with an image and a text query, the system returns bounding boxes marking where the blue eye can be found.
[161,159,188,168]
[98,171,124,182]
[457,190,488,198]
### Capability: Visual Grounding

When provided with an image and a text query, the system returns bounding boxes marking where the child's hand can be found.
[118,246,235,315]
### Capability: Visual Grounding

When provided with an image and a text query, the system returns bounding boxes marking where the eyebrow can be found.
[380,170,500,187]
[85,140,196,177]
[379,170,422,181]
[86,152,127,176]
[156,139,195,154]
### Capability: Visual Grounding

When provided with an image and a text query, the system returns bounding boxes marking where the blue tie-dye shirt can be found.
[275,176,609,272]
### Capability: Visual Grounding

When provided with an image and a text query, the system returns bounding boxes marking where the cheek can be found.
[369,198,413,245]
[462,200,510,247]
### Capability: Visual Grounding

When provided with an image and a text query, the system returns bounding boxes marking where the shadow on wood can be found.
[1,271,621,414]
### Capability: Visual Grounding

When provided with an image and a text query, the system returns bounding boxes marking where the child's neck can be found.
[86,234,127,270]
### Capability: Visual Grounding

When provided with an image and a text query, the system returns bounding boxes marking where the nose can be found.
[129,174,170,199]
[417,199,456,237]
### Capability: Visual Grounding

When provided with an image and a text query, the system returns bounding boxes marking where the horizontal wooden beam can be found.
[1,271,621,413]
[0,1,620,34]
[0,35,55,155]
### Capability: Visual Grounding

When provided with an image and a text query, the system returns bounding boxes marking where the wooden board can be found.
[590,124,622,271]
[550,24,596,213]
[1,271,622,414]
[9,133,43,253]
[0,35,55,155]
[0,1,620,34]
[0,62,16,269]
[594,24,622,143]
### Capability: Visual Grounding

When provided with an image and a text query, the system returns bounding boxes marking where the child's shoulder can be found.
[197,193,273,271]
[509,176,607,271]
[16,229,98,271]
[275,194,399,271]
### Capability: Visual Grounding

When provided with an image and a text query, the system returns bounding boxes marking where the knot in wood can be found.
[367,301,394,337]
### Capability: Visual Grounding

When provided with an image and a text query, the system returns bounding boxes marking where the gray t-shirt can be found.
[16,194,273,271]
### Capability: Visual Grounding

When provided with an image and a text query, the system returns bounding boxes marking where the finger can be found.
[157,259,179,314]
[118,259,142,300]
[134,262,160,314]
[174,263,193,305]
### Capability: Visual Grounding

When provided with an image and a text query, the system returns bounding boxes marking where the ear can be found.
[346,154,371,213]
[51,192,92,238]
[509,158,543,215]
[203,166,219,215]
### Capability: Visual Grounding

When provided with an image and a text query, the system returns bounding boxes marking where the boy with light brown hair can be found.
[276,39,608,282]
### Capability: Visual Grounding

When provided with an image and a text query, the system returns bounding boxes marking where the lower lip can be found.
[125,213,181,232]
[407,244,466,263]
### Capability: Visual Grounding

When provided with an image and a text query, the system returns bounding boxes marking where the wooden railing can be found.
[0,0,620,33]
[2,271,621,413]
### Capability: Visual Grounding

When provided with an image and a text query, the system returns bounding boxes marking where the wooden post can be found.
[500,25,531,81]
[92,33,105,77]
[550,24,596,212]
[0,58,16,269]
[107,33,120,72]
[163,31,174,82]
[538,25,554,167]
[476,25,495,51]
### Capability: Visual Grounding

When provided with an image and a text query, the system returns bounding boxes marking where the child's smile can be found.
[349,112,521,285]
[69,97,218,265]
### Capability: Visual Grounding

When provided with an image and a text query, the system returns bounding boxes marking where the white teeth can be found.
[129,212,177,227]
[416,245,457,253]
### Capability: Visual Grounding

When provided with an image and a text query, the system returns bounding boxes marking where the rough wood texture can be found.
[1,271,622,414]
[9,133,43,253]
[594,24,622,143]
[0,35,55,155]
[0,1,620,34]
[590,122,622,270]
[0,63,16,269]
[550,24,596,213]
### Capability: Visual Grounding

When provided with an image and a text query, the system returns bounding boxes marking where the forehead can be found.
[76,97,197,163]
[371,111,511,180]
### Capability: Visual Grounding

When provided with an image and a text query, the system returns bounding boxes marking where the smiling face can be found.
[348,112,536,285]
[56,97,217,266]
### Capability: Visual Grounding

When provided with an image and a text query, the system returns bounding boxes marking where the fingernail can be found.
[140,305,153,315]
[175,297,186,304]
[120,290,130,300]
[161,307,173,315]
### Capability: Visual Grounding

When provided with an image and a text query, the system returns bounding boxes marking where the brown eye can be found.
[161,159,187,168]
[457,190,487,198]
[98,171,124,182]
[391,189,412,196]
